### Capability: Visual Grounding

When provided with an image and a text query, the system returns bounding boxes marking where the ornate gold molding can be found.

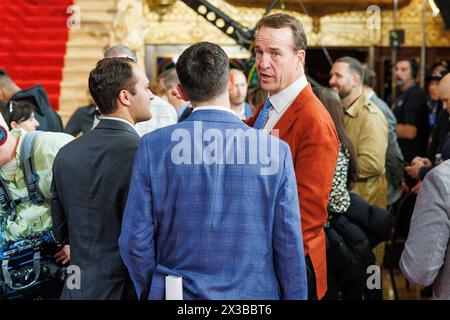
[226,0,412,17]
[142,0,450,47]
[111,0,148,67]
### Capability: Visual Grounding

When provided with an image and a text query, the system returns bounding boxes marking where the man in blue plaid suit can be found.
[119,42,307,300]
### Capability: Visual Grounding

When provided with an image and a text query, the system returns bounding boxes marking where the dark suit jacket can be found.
[246,83,339,299]
[51,119,140,300]
[64,104,97,137]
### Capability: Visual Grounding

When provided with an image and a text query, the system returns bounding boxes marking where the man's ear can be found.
[228,72,235,93]
[352,72,362,88]
[0,89,6,101]
[297,50,306,68]
[175,84,189,101]
[118,89,131,107]
[10,121,18,129]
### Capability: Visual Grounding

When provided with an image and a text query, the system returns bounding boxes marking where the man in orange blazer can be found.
[246,13,339,300]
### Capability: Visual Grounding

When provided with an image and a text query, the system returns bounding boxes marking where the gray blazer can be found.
[400,160,450,299]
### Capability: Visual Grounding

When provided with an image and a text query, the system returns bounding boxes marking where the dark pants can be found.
[306,255,318,300]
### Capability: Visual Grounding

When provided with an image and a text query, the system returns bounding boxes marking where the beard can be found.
[337,87,352,100]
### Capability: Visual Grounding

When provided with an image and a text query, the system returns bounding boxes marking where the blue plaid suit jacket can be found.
[119,109,307,300]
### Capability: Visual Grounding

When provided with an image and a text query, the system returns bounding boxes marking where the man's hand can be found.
[405,157,431,180]
[405,162,423,180]
[411,156,432,167]
[411,181,423,194]
[55,245,70,265]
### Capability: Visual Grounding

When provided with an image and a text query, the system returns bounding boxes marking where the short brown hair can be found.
[159,68,180,91]
[88,57,137,114]
[176,42,229,104]
[256,13,307,51]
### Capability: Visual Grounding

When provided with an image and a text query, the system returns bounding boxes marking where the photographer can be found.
[0,123,73,299]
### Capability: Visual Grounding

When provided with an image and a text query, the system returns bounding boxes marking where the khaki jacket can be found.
[344,94,388,208]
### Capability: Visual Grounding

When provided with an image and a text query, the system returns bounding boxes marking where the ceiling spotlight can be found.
[428,0,440,17]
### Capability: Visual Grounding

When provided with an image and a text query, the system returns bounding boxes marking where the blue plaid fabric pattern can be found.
[119,109,307,300]
[253,98,273,129]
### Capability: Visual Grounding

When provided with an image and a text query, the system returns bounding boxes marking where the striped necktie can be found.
[253,99,273,130]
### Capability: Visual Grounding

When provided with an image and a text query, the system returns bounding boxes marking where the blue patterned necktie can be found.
[253,99,272,129]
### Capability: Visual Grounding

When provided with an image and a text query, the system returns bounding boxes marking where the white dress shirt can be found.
[136,96,178,136]
[92,106,100,129]
[264,75,308,130]
[235,103,246,120]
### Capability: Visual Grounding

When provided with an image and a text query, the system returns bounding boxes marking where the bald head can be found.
[439,73,450,110]
[104,45,137,62]
[229,69,248,107]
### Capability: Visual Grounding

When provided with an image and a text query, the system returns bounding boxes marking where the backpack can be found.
[0,131,64,298]
[0,131,46,234]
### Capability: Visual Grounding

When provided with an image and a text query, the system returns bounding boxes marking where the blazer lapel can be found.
[272,83,314,140]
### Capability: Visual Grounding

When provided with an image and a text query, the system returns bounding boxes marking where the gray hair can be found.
[159,68,180,90]
[104,45,138,62]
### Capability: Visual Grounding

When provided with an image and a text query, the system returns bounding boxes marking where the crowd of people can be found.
[0,12,449,300]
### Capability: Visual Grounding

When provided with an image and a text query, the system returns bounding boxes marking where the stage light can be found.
[428,0,440,17]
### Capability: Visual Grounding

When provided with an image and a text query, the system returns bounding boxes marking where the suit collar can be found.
[272,83,315,139]
[95,118,139,136]
[87,104,98,115]
[185,109,244,125]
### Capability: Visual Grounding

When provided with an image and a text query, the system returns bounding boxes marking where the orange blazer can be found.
[246,83,339,299]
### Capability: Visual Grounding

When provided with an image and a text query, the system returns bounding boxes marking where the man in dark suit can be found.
[246,13,339,299]
[64,103,100,137]
[50,57,153,299]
